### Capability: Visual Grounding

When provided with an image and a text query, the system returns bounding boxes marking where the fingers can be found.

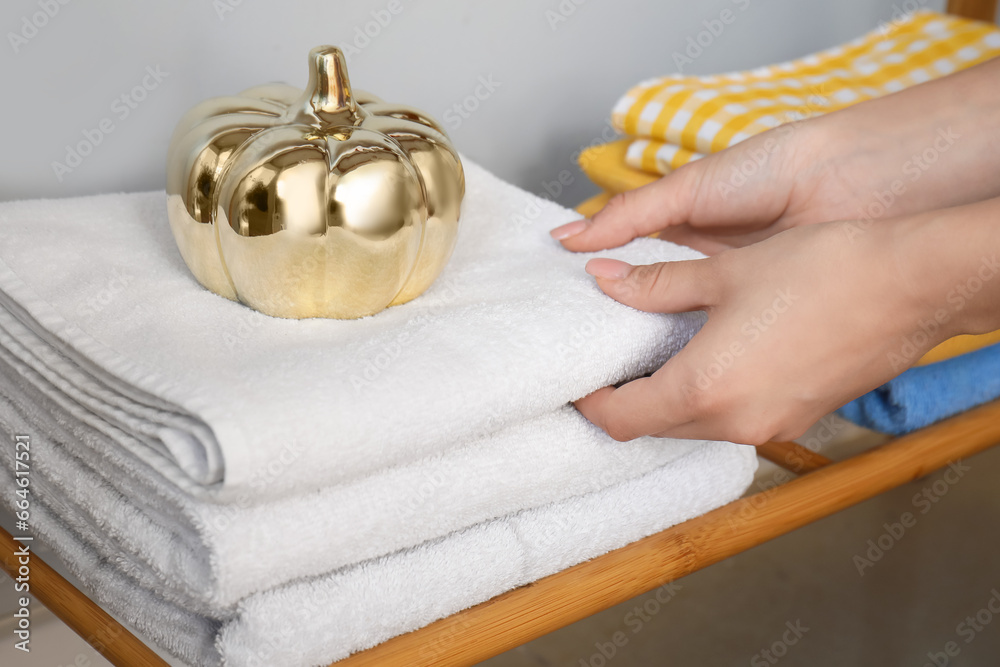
[573,254,729,442]
[574,373,772,444]
[552,125,807,254]
[584,256,720,314]
[550,164,703,252]
[573,374,692,442]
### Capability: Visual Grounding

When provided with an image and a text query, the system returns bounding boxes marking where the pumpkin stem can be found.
[303,46,358,125]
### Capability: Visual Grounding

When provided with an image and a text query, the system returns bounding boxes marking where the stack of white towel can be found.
[0,160,756,666]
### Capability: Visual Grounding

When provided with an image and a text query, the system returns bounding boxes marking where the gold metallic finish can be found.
[166,46,464,319]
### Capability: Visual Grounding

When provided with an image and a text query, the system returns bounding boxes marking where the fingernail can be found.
[550,219,588,240]
[585,258,633,280]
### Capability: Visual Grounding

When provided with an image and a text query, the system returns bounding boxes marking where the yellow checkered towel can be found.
[612,10,1000,175]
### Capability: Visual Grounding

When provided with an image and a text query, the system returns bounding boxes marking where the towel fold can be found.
[0,405,756,666]
[610,11,1000,175]
[0,362,704,607]
[837,342,1000,435]
[0,160,706,501]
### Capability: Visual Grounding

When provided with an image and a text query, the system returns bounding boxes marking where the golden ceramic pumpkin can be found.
[166,45,464,319]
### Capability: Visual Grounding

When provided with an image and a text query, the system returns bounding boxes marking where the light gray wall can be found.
[1,0,952,207]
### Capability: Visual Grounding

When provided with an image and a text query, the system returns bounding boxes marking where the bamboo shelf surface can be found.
[756,439,834,474]
[0,527,168,667]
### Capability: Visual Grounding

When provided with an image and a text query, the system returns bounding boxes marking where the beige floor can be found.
[3,417,999,666]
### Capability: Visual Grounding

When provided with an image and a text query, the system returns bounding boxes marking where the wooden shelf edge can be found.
[0,528,168,667]
[947,0,997,21]
[756,440,834,474]
[336,400,1000,666]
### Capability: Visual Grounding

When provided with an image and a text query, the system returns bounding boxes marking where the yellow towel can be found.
[578,139,656,195]
[611,10,1000,175]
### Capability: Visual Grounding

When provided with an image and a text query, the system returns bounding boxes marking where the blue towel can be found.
[837,342,1000,435]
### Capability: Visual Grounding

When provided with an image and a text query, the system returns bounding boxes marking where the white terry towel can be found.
[0,159,705,500]
[0,240,711,608]
[0,360,705,608]
[0,407,756,666]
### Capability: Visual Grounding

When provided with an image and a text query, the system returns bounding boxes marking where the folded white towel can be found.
[0,160,704,500]
[0,408,755,666]
[0,360,703,607]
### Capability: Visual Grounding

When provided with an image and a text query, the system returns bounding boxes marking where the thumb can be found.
[551,163,703,252]
[584,256,719,313]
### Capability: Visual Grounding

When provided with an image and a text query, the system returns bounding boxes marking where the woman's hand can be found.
[571,203,1000,445]
[552,58,1000,256]
[559,58,1000,445]
[552,121,818,255]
